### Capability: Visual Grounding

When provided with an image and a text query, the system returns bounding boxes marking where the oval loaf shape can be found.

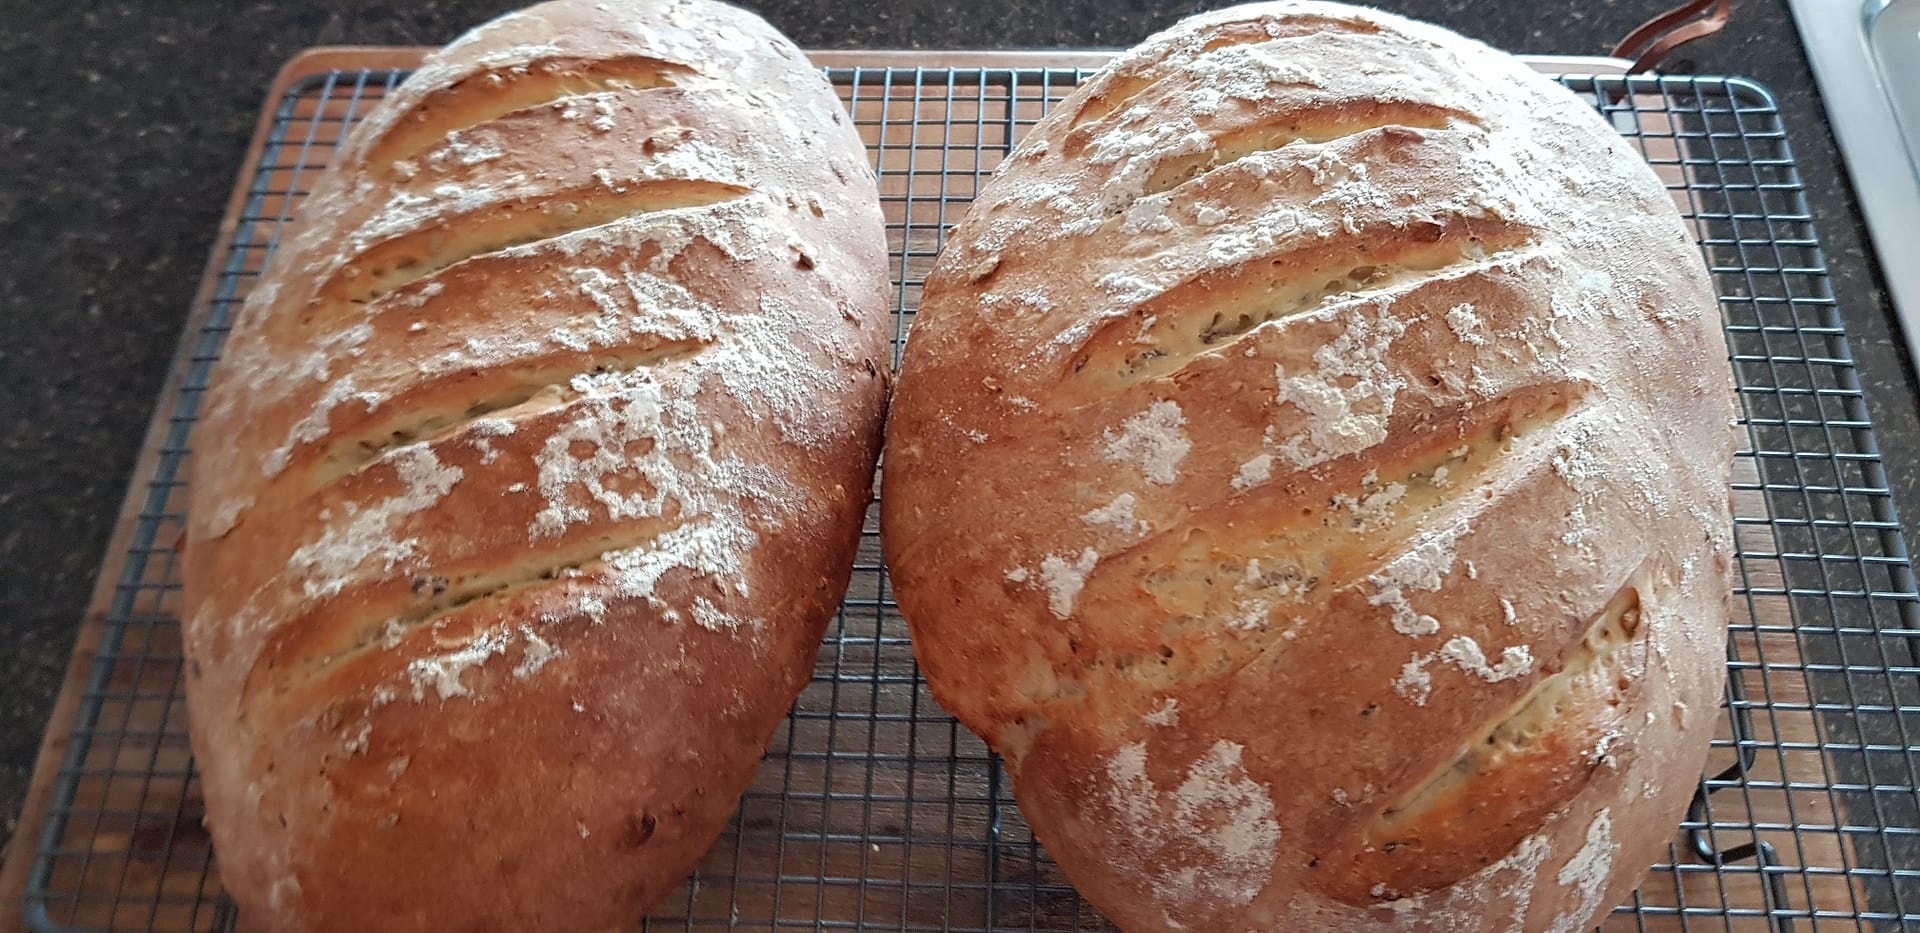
[181,1,890,929]
[882,3,1738,930]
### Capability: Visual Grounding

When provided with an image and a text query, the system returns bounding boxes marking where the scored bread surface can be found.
[180,1,890,929]
[883,3,1739,930]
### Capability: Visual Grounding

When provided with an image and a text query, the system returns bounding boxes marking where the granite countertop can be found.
[1,0,1913,853]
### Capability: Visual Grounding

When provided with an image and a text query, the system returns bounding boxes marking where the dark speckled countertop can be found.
[1,0,1914,852]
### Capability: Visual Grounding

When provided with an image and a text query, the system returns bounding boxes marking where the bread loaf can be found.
[180,2,889,928]
[883,3,1738,929]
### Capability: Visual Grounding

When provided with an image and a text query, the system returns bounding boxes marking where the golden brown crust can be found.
[180,1,889,929]
[882,3,1738,930]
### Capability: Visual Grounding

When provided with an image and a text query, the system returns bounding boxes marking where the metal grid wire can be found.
[21,65,1920,932]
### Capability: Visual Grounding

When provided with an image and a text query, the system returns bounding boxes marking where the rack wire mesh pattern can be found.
[20,63,1920,932]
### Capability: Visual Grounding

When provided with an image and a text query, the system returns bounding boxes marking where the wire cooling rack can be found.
[16,59,1920,932]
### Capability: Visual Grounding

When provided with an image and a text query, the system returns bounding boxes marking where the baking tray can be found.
[3,47,1917,931]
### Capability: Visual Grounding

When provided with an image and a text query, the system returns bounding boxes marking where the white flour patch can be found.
[690,596,750,632]
[1096,271,1161,305]
[978,288,1058,316]
[1082,117,1215,214]
[349,174,537,254]
[1106,742,1156,824]
[339,719,371,757]
[1370,585,1440,638]
[259,376,369,477]
[1039,549,1100,619]
[1119,193,1177,235]
[406,628,509,701]
[560,263,718,352]
[1445,302,1488,345]
[1174,743,1280,873]
[590,95,618,132]
[1311,178,1396,235]
[1232,453,1274,491]
[1104,740,1279,909]
[1272,309,1408,468]
[393,280,445,312]
[508,333,780,631]
[424,129,504,170]
[256,320,382,477]
[604,517,758,606]
[1302,145,1367,189]
[1562,501,1598,553]
[1144,698,1181,728]
[1438,635,1535,683]
[1366,519,1470,636]
[1382,830,1555,929]
[532,377,674,538]
[1082,493,1148,536]
[1394,657,1435,705]
[286,444,463,603]
[634,138,754,188]
[201,493,255,540]
[512,626,559,678]
[1593,730,1622,769]
[1225,559,1300,633]
[1551,438,1605,494]
[1105,400,1190,485]
[1549,810,1618,933]
[1333,481,1409,532]
[697,295,844,447]
[1205,203,1329,267]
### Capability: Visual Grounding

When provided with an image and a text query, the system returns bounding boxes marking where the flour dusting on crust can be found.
[1273,308,1408,468]
[1367,520,1470,638]
[1231,453,1275,490]
[1369,828,1556,929]
[532,376,678,537]
[1438,634,1535,683]
[1082,492,1148,536]
[1038,548,1101,619]
[1105,400,1191,485]
[406,628,509,702]
[1548,810,1618,933]
[286,445,464,602]
[1104,740,1280,910]
[1144,697,1181,727]
[1393,658,1435,705]
[605,517,758,605]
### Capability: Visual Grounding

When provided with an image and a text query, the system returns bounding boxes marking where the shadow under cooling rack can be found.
[19,63,1920,932]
